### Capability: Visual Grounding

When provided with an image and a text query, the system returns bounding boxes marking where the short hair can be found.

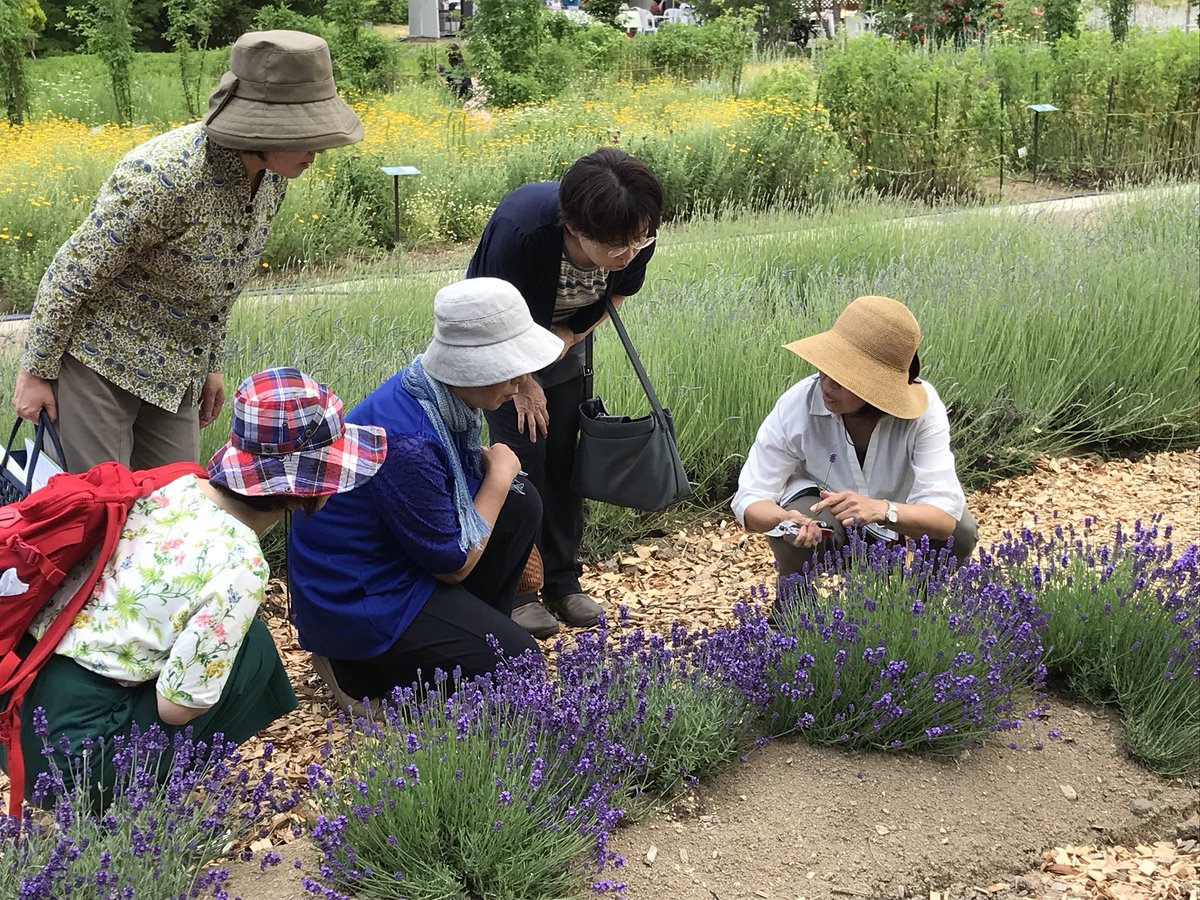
[209,480,323,517]
[559,147,663,246]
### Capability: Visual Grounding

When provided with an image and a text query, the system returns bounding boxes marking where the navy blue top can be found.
[287,370,482,660]
[466,181,655,334]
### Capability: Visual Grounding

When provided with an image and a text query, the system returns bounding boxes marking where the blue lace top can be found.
[287,370,482,660]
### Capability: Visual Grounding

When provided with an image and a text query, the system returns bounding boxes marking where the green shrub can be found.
[1001,30,1200,182]
[990,519,1200,776]
[744,63,819,105]
[251,4,334,48]
[817,37,1003,197]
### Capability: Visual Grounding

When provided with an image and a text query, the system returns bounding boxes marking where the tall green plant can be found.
[164,0,216,118]
[581,0,624,27]
[0,0,43,124]
[1043,0,1080,41]
[1106,0,1133,41]
[707,6,758,96]
[68,0,134,122]
[467,0,546,106]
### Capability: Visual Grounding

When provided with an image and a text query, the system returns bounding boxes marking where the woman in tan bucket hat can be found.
[13,30,362,475]
[732,295,978,589]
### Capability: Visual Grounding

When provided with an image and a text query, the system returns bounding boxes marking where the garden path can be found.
[220,449,1200,899]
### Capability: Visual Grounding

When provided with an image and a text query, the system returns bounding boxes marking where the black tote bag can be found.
[0,412,68,506]
[570,300,691,512]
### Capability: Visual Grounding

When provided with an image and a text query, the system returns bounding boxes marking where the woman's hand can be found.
[12,370,57,422]
[512,376,549,442]
[549,324,577,361]
[774,509,827,548]
[481,442,522,485]
[199,373,225,428]
[810,490,888,529]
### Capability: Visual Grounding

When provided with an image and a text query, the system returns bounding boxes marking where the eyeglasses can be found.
[589,234,657,260]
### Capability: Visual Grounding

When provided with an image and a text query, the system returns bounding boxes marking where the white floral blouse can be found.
[27,475,269,710]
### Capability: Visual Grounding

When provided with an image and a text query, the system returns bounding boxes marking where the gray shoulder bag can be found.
[570,299,691,511]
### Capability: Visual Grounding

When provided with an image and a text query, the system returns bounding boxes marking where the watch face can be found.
[886,504,898,523]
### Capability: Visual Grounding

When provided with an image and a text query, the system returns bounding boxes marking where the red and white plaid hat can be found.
[207,368,386,497]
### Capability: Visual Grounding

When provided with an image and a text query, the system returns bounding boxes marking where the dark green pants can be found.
[1,618,296,809]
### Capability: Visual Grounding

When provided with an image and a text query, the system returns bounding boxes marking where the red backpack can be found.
[0,460,207,816]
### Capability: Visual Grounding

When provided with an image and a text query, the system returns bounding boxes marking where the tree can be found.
[1042,0,1080,41]
[0,0,44,124]
[581,0,624,27]
[165,0,218,118]
[466,0,547,106]
[69,0,135,122]
[1106,0,1132,40]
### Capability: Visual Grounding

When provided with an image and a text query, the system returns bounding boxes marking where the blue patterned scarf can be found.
[401,356,490,551]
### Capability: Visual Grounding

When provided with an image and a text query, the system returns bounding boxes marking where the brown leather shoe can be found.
[311,654,381,720]
[512,599,560,639]
[546,592,605,628]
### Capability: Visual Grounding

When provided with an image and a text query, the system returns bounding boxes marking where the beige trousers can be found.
[54,354,200,472]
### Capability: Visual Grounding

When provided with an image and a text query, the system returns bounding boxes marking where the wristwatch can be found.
[884,501,899,524]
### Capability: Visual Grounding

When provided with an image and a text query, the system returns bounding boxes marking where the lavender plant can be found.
[303,666,628,900]
[984,518,1200,776]
[0,719,298,899]
[552,611,759,801]
[760,539,1049,753]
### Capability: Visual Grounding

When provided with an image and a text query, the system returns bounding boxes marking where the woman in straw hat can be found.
[733,295,977,584]
[1,368,386,807]
[288,278,565,707]
[12,30,362,475]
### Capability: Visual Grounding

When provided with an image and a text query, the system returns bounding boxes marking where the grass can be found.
[248,188,1195,556]
[4,186,1195,557]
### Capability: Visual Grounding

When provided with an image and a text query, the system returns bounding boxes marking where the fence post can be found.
[1101,76,1115,188]
[931,80,940,203]
[999,101,1005,198]
[1165,83,1184,179]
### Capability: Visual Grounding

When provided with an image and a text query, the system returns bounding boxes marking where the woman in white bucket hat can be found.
[288,278,565,706]
[13,30,361,477]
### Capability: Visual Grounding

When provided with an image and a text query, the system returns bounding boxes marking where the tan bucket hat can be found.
[202,30,363,152]
[784,295,928,420]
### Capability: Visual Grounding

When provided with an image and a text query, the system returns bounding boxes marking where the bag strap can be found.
[0,508,123,816]
[0,412,69,496]
[603,299,670,422]
[583,333,594,400]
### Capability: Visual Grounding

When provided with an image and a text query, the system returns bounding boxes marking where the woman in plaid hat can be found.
[2,368,385,807]
[288,278,565,707]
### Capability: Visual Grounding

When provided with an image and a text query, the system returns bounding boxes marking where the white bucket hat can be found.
[422,278,564,387]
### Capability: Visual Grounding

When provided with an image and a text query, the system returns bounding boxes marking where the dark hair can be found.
[210,481,323,516]
[559,147,664,246]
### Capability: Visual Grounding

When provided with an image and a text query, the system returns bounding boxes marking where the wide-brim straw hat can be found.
[784,295,928,420]
[422,278,565,387]
[202,30,363,152]
[207,368,386,498]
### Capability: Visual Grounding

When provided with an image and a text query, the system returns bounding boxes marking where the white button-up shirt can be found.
[732,374,966,526]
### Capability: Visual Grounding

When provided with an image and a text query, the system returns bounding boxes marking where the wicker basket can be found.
[518,545,544,594]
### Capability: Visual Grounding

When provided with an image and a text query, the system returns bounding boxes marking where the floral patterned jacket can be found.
[27,475,269,710]
[20,123,287,412]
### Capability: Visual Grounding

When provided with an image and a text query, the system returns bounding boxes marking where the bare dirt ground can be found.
[218,449,1200,899]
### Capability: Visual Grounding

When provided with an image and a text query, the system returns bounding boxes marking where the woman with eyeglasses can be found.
[733,295,978,592]
[466,147,664,639]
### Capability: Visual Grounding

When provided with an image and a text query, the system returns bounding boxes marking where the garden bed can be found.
[206,449,1200,899]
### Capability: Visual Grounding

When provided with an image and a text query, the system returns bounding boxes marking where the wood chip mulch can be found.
[1038,835,1199,900]
[2,450,1197,893]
